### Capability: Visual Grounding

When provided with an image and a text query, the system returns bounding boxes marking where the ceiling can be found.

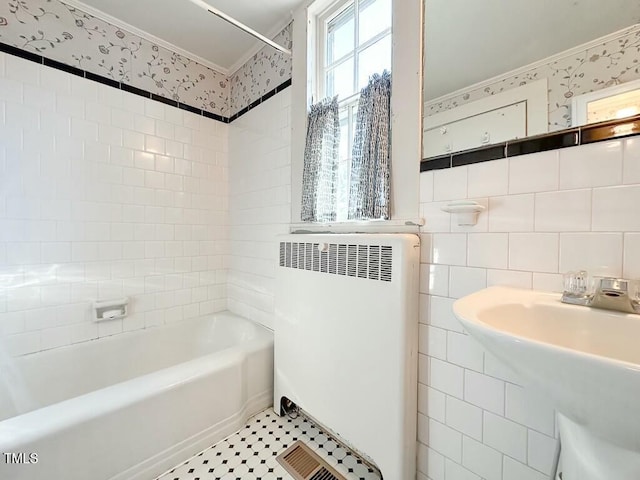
[75,0,306,72]
[424,0,640,100]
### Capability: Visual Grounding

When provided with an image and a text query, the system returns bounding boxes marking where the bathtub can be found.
[0,312,273,480]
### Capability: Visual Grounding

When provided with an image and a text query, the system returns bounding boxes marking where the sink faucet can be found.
[561,272,640,314]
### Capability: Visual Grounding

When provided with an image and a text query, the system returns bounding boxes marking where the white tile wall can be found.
[227,91,291,330]
[0,53,229,356]
[418,136,640,480]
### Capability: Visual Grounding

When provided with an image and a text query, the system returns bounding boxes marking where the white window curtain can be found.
[301,97,340,222]
[348,71,392,220]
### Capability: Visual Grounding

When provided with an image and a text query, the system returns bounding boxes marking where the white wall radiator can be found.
[274,234,420,479]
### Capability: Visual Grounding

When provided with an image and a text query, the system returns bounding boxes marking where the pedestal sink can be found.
[453,286,640,480]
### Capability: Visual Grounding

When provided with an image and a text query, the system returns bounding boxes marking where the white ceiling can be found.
[424,0,640,100]
[74,0,305,73]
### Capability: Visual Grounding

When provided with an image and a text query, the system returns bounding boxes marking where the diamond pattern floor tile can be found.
[156,408,381,480]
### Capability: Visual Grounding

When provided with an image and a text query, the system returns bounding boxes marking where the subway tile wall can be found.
[227,91,291,330]
[417,137,640,480]
[0,52,230,356]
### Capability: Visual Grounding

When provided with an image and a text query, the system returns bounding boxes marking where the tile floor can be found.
[156,408,381,480]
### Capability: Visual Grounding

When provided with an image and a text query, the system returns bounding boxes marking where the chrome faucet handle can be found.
[562,270,589,296]
[562,270,591,305]
[591,277,640,314]
[595,277,629,296]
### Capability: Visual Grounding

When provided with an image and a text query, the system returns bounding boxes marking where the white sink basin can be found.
[454,286,640,480]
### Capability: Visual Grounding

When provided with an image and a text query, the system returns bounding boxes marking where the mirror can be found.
[422,0,640,159]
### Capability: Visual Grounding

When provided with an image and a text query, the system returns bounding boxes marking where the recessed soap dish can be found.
[94,297,129,322]
[441,201,486,226]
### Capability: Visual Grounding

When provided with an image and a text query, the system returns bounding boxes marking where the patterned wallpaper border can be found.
[425,25,640,131]
[229,22,293,116]
[0,0,294,121]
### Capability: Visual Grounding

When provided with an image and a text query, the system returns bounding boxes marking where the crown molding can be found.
[228,16,293,76]
[60,0,230,75]
[425,23,640,107]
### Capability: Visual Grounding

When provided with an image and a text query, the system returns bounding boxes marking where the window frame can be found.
[314,0,393,221]
[316,0,393,107]
[571,78,640,127]
[289,0,423,231]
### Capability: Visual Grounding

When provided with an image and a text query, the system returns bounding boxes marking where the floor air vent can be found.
[277,441,346,480]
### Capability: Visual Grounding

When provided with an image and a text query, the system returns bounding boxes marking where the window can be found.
[317,0,392,221]
[572,78,640,127]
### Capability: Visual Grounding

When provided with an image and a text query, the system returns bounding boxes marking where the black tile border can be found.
[507,129,578,157]
[43,57,84,77]
[85,71,119,88]
[421,115,640,172]
[581,117,640,144]
[119,82,151,98]
[452,144,506,167]
[420,154,450,172]
[0,42,290,125]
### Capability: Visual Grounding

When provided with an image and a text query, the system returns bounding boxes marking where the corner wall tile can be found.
[420,171,434,203]
[430,296,465,333]
[429,418,463,463]
[430,358,464,399]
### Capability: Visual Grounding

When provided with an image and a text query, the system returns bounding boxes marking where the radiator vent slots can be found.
[279,242,393,282]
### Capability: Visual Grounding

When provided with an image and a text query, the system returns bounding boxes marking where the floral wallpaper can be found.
[229,22,293,116]
[425,26,640,131]
[0,0,293,119]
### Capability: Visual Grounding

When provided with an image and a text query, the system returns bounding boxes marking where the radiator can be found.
[274,234,420,480]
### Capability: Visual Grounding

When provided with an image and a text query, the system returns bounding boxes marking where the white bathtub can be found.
[0,312,273,480]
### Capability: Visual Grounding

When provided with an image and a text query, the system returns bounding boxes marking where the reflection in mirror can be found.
[422,0,640,159]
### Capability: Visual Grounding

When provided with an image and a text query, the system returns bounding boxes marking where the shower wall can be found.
[0,52,230,356]
[227,90,292,330]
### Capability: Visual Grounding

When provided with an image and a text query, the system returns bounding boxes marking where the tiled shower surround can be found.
[417,137,640,479]
[228,91,291,330]
[0,51,230,356]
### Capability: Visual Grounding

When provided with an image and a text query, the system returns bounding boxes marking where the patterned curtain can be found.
[301,97,340,222]
[348,71,392,220]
